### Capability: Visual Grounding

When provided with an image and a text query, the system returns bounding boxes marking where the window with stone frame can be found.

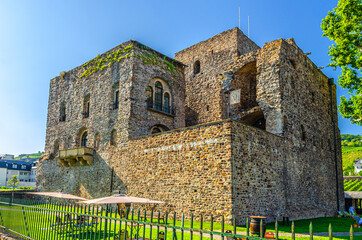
[113,90,119,110]
[164,92,170,114]
[155,81,163,111]
[150,124,169,134]
[83,94,90,118]
[151,126,162,134]
[147,86,153,109]
[194,60,200,75]
[59,101,66,122]
[110,129,117,146]
[81,131,88,147]
[147,79,172,114]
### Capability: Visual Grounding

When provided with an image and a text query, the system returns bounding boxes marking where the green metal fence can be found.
[0,197,356,240]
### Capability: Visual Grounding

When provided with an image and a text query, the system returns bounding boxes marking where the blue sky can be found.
[0,0,361,156]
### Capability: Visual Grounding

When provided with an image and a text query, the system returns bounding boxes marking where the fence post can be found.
[233,215,236,238]
[210,215,213,240]
[309,221,313,240]
[200,214,203,240]
[221,215,224,240]
[350,225,354,240]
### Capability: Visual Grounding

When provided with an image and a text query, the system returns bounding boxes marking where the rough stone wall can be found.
[39,120,234,217]
[175,28,260,126]
[277,39,344,213]
[44,47,134,155]
[129,46,185,138]
[38,28,344,224]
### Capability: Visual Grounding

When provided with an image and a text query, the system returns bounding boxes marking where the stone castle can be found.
[37,28,344,223]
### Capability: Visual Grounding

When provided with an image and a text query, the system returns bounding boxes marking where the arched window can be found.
[151,127,162,134]
[194,60,200,75]
[147,86,153,109]
[60,102,66,122]
[155,82,163,111]
[113,90,119,110]
[110,130,117,146]
[81,132,88,147]
[164,92,170,114]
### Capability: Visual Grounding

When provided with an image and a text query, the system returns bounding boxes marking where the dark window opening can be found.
[164,92,170,114]
[194,60,200,75]
[147,86,153,109]
[113,90,119,110]
[301,125,306,141]
[151,127,162,134]
[81,132,88,147]
[83,95,90,118]
[60,102,66,122]
[110,130,117,146]
[155,82,163,111]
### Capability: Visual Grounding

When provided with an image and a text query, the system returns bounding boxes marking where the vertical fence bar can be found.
[246,217,249,237]
[103,205,108,240]
[260,219,264,238]
[309,221,313,240]
[292,221,295,240]
[329,223,332,240]
[121,208,126,240]
[86,204,90,240]
[173,212,177,240]
[210,215,213,240]
[98,205,103,240]
[164,211,169,240]
[143,209,146,240]
[200,214,203,240]
[108,205,112,240]
[136,209,141,240]
[221,215,224,240]
[149,209,153,240]
[114,206,118,240]
[181,213,185,240]
[130,208,134,239]
[157,211,161,240]
[190,213,194,240]
[233,215,236,237]
[350,225,354,240]
[61,202,66,240]
[68,202,73,240]
[275,220,278,240]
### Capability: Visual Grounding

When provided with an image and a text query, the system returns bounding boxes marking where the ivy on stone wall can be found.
[80,44,134,79]
[135,46,181,78]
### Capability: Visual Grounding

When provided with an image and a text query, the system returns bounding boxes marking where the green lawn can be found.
[0,200,361,240]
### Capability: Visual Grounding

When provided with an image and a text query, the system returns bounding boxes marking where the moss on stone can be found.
[80,44,134,79]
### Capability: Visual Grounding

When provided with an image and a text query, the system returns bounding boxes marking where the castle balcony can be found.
[58,147,94,167]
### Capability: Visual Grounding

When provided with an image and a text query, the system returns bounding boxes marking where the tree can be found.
[7,175,19,191]
[321,0,362,125]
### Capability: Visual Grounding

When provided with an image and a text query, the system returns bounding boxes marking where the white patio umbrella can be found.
[27,192,88,201]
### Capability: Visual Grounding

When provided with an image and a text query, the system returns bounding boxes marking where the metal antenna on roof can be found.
[248,16,250,38]
[239,7,240,29]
